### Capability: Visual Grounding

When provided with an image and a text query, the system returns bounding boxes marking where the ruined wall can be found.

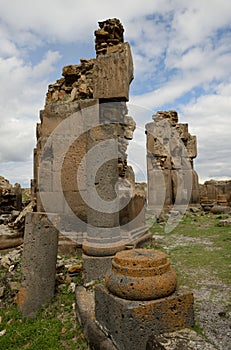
[33,19,146,236]
[200,180,231,207]
[145,110,200,210]
[0,176,22,214]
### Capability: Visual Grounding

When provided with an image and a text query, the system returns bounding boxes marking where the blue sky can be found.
[0,0,231,187]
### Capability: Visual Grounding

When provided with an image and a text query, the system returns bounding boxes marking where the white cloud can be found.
[0,161,33,187]
[179,84,231,183]
[0,0,231,186]
[0,50,61,167]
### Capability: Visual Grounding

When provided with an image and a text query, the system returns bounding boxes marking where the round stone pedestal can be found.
[106,248,177,300]
[217,194,228,206]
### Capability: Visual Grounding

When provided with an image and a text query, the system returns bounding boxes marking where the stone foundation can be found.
[95,284,194,350]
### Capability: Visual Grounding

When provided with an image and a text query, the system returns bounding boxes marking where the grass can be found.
[0,261,88,350]
[149,212,231,290]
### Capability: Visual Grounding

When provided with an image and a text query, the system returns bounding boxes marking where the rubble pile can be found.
[0,247,83,304]
[0,176,35,250]
[0,176,22,216]
[44,19,125,107]
[95,18,124,55]
[45,59,95,106]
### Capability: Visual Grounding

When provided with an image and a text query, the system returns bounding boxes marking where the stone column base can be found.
[82,254,114,284]
[95,284,194,350]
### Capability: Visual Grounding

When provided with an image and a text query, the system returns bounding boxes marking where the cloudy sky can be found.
[0,0,230,187]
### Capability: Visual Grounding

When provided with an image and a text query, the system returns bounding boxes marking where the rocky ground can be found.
[150,212,231,350]
[0,211,231,349]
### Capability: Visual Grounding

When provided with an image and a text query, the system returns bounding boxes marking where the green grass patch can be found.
[0,269,88,350]
[149,213,231,288]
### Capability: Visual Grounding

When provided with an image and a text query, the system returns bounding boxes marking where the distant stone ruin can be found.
[0,176,22,215]
[145,110,200,212]
[200,179,231,208]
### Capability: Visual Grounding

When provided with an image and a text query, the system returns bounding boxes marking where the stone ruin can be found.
[19,18,150,317]
[93,249,194,350]
[17,18,196,348]
[0,176,22,217]
[0,176,24,250]
[145,110,200,213]
[33,17,148,251]
[200,179,231,209]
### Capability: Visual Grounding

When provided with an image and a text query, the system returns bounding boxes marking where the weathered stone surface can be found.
[199,179,231,207]
[32,18,149,259]
[82,254,113,284]
[45,60,95,106]
[0,176,22,214]
[95,284,194,350]
[17,212,59,318]
[210,205,231,214]
[146,329,217,350]
[146,111,200,209]
[75,286,117,350]
[76,286,214,350]
[218,217,231,226]
[106,249,177,300]
[95,18,124,56]
[11,200,35,232]
[93,42,133,101]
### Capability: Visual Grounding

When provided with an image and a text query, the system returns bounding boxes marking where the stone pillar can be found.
[146,111,200,212]
[95,249,194,350]
[82,122,125,257]
[13,183,22,211]
[17,212,59,318]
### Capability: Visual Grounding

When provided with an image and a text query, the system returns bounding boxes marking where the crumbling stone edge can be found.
[75,285,118,350]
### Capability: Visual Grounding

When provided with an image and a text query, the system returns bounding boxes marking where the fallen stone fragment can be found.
[218,218,231,226]
[210,205,231,214]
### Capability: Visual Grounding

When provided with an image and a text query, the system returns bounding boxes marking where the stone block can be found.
[75,286,117,350]
[119,192,146,230]
[148,169,172,209]
[36,191,65,213]
[17,212,59,318]
[39,115,63,137]
[93,42,133,101]
[186,135,197,159]
[190,170,200,204]
[175,123,189,140]
[95,284,194,350]
[52,134,87,192]
[63,190,87,222]
[37,160,52,192]
[82,254,113,284]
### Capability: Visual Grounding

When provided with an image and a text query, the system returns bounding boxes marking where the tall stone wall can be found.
[33,18,148,245]
[145,110,200,211]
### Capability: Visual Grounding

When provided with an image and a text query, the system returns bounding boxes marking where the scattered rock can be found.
[10,200,35,232]
[0,176,22,213]
[218,217,231,226]
[146,335,166,349]
[0,286,5,298]
[210,205,231,214]
[68,264,83,275]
